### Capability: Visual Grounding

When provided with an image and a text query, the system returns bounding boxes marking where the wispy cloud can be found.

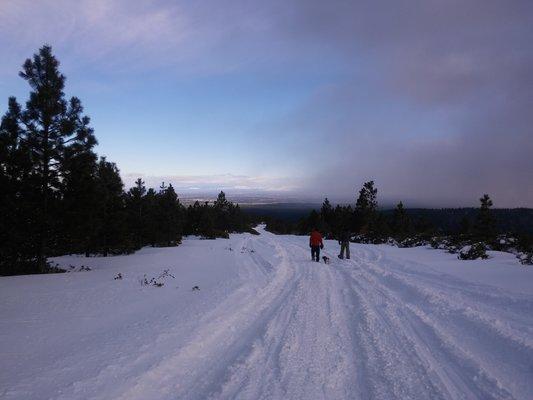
[0,0,189,74]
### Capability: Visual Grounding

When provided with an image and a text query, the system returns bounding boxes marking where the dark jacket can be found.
[338,230,350,244]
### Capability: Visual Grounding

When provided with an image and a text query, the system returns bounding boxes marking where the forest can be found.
[0,46,253,276]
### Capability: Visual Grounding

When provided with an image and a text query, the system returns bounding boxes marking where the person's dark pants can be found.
[339,242,350,259]
[311,245,320,262]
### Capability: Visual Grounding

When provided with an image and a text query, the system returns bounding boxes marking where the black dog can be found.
[322,256,330,264]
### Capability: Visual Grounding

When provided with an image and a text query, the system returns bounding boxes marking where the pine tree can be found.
[320,198,334,235]
[60,144,98,256]
[126,178,147,249]
[94,157,126,256]
[18,46,97,269]
[184,200,202,235]
[354,181,378,234]
[214,191,230,232]
[392,201,410,237]
[143,188,159,246]
[474,194,496,241]
[214,191,229,210]
[156,183,183,245]
[199,201,216,238]
[0,97,36,274]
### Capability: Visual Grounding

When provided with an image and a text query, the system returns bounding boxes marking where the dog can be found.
[322,256,330,264]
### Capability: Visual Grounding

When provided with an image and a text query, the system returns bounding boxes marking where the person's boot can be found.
[338,254,343,259]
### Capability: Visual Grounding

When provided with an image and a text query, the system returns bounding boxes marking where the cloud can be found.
[258,0,533,207]
[0,0,190,75]
[1,0,532,207]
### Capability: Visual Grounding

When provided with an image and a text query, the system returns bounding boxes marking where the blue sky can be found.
[1,0,532,206]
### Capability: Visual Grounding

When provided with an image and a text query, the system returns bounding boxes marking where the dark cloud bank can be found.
[251,0,533,207]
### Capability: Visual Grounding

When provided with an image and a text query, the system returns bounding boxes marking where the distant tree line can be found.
[0,46,252,276]
[265,181,428,239]
[263,181,533,259]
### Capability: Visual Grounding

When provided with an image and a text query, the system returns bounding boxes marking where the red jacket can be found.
[309,230,323,247]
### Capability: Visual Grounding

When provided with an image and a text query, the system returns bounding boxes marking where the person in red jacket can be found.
[309,228,323,262]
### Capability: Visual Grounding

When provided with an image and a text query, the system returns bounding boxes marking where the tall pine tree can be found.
[19,45,97,269]
[354,181,378,234]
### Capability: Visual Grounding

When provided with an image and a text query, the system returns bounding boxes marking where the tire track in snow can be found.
[109,235,305,400]
[339,246,530,399]
[210,241,359,399]
[28,231,532,400]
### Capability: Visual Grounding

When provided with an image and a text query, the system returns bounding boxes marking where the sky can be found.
[0,0,532,207]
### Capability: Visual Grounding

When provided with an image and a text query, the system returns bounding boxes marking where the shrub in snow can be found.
[386,238,399,246]
[352,234,389,245]
[458,243,489,260]
[430,236,457,253]
[398,236,429,248]
[44,263,66,274]
[157,269,175,279]
[430,236,450,250]
[140,269,175,287]
[518,252,533,265]
[493,234,518,252]
[114,273,123,280]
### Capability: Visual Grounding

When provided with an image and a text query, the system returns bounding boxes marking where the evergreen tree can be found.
[199,201,216,238]
[60,144,98,256]
[184,200,202,235]
[320,198,334,234]
[93,158,126,256]
[474,194,496,241]
[125,178,147,249]
[19,45,97,269]
[214,191,230,231]
[0,98,36,274]
[392,201,410,237]
[354,181,378,233]
[143,188,159,246]
[155,183,183,245]
[214,191,229,210]
[333,204,353,237]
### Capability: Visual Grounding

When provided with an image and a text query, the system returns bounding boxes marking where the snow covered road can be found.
[1,227,532,399]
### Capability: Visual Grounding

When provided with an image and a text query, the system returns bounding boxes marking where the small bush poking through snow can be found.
[398,236,429,248]
[140,269,175,287]
[458,243,489,260]
[518,252,533,265]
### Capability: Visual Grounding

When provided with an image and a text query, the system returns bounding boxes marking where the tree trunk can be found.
[37,127,50,272]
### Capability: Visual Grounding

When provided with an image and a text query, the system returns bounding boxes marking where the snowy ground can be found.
[1,226,532,400]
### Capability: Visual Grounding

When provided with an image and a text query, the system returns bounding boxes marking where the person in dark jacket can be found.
[338,229,351,259]
[309,228,323,262]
